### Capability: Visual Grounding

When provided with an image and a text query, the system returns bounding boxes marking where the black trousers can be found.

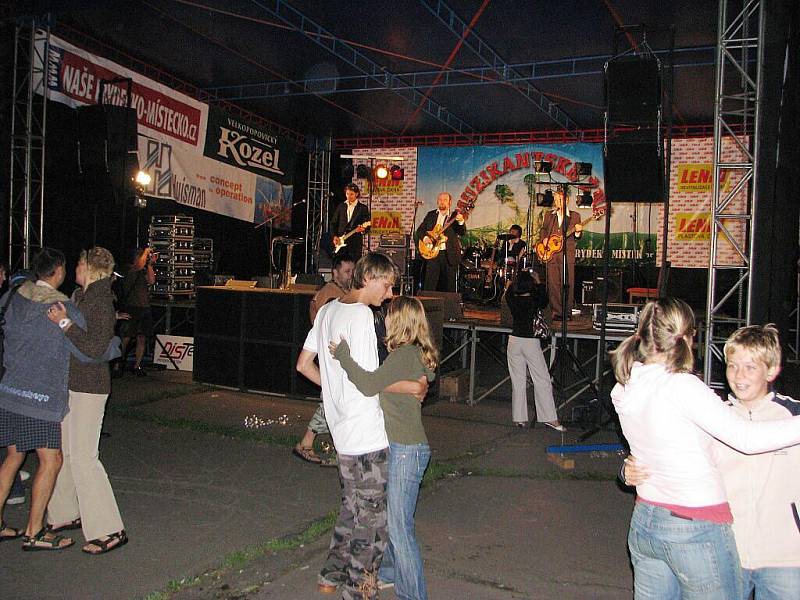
[423,253,457,292]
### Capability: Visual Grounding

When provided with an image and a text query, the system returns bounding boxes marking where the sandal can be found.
[292,445,322,464]
[22,528,74,551]
[46,517,82,533]
[0,521,23,542]
[82,530,128,555]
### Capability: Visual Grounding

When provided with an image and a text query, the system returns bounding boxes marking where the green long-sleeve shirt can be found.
[334,341,435,445]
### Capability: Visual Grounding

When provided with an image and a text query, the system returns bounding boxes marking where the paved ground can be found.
[1,369,635,600]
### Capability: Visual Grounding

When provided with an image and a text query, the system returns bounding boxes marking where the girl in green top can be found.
[329,296,437,600]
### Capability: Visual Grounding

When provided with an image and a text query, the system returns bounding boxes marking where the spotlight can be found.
[534,161,552,174]
[341,164,355,179]
[374,164,389,180]
[537,190,554,207]
[577,190,594,207]
[390,165,404,180]
[134,170,152,186]
[356,164,370,179]
[575,162,592,177]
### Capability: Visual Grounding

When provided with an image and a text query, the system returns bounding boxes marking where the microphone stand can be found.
[255,214,278,285]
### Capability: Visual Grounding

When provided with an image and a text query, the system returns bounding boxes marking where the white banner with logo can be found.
[154,335,194,371]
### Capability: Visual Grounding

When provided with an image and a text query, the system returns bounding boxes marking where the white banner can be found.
[154,335,194,371]
[138,136,256,222]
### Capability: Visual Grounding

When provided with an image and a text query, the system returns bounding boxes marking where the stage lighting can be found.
[341,163,355,179]
[537,190,554,207]
[356,164,370,179]
[577,190,594,206]
[374,164,389,180]
[134,170,151,186]
[534,161,552,174]
[575,162,592,177]
[390,164,404,180]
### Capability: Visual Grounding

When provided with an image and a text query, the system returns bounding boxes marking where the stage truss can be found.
[305,137,332,273]
[8,22,50,271]
[703,0,764,388]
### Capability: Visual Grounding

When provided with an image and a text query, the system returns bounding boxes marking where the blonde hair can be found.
[352,252,397,289]
[80,247,115,283]
[724,323,782,371]
[385,296,438,371]
[610,297,695,384]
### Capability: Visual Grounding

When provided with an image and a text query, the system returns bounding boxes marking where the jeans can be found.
[742,567,800,600]
[379,442,431,600]
[628,502,743,600]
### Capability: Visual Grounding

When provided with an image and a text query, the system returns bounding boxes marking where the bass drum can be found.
[461,246,483,270]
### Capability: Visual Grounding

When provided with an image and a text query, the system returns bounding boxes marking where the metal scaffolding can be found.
[305,137,331,273]
[8,23,50,271]
[703,0,763,388]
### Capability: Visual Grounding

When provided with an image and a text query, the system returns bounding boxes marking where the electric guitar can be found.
[418,213,466,260]
[333,221,371,254]
[535,205,606,263]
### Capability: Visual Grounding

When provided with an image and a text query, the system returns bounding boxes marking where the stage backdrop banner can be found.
[416,144,658,267]
[37,34,207,153]
[661,137,749,269]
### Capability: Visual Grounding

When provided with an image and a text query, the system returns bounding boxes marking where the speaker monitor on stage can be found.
[375,247,408,276]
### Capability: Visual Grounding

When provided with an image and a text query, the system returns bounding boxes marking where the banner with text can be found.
[417,144,659,266]
[38,34,207,152]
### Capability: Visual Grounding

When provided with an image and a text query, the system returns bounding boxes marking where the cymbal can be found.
[495,233,514,240]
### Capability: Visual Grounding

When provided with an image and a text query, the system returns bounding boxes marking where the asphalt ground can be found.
[1,369,635,600]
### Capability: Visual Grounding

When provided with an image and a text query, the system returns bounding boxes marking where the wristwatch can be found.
[58,318,71,330]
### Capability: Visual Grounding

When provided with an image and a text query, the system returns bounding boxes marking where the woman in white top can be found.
[610,297,800,600]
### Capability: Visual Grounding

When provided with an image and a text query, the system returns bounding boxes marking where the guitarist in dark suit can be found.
[416,192,467,292]
[330,183,371,260]
[539,188,582,320]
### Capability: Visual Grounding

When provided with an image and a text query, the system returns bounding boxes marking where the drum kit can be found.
[461,233,533,303]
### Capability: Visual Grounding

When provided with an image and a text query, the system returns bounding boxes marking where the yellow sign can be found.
[676,164,731,193]
[675,212,711,241]
[370,211,404,235]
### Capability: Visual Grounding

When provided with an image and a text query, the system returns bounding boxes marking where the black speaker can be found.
[376,247,407,276]
[77,105,137,171]
[605,140,662,202]
[593,270,624,303]
[606,56,661,123]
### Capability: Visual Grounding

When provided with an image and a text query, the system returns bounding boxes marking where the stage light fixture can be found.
[575,162,593,177]
[390,164,404,180]
[134,170,151,186]
[356,164,370,179]
[342,164,355,179]
[534,161,552,174]
[537,190,554,207]
[374,164,389,180]
[577,190,594,206]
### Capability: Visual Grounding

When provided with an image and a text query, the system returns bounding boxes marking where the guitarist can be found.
[539,188,582,320]
[416,192,466,292]
[330,183,371,260]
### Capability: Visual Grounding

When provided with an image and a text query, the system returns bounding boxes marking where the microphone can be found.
[292,199,306,207]
[413,201,424,206]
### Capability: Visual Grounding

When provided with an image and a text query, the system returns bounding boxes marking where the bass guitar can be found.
[535,205,606,263]
[333,221,371,254]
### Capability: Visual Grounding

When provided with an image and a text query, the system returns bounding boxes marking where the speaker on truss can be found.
[605,134,662,203]
[605,56,661,123]
[77,105,138,172]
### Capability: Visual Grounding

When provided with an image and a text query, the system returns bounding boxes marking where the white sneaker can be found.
[19,470,30,482]
[378,581,394,590]
[6,495,25,505]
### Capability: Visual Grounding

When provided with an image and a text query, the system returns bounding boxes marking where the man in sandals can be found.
[0,249,83,550]
[293,254,356,465]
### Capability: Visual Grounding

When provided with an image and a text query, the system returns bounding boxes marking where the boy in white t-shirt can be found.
[297,253,423,600]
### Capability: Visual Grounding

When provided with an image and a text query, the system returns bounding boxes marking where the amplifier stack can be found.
[149,215,195,299]
[193,237,214,286]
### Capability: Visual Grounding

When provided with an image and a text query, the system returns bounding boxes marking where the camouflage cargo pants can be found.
[319,448,388,600]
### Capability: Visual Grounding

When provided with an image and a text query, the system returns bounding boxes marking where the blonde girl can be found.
[329,295,436,600]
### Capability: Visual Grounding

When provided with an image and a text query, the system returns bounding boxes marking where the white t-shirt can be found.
[303,300,388,455]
